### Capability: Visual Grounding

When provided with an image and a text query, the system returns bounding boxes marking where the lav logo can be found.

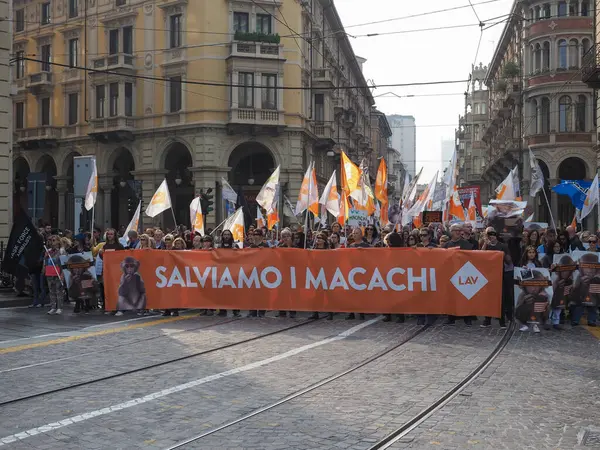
[450,262,488,300]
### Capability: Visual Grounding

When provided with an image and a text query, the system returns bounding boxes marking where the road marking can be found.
[0,314,200,355]
[584,325,600,340]
[0,317,380,447]
[0,314,162,344]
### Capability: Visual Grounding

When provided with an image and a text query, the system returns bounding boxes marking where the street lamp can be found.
[175,177,182,186]
[119,180,127,188]
[248,177,255,185]
[45,184,52,191]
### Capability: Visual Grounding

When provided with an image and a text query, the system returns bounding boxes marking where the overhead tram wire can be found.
[468,0,484,24]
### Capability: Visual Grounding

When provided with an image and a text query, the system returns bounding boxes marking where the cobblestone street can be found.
[0,305,598,449]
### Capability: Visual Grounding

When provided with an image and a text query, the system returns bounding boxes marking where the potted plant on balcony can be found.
[495,79,507,93]
[234,31,281,44]
[502,61,520,78]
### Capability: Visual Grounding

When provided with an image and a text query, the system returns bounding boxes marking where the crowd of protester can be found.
[6,220,598,332]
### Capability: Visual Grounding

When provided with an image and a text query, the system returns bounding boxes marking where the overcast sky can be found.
[335,0,514,180]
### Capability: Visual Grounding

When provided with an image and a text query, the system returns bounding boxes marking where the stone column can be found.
[55,176,69,231]
[98,175,113,230]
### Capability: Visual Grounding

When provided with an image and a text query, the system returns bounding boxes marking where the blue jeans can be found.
[30,273,46,306]
[572,305,598,325]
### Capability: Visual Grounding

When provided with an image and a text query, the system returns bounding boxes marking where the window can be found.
[125,82,133,117]
[15,9,25,32]
[582,39,591,57]
[170,14,182,48]
[542,42,550,70]
[534,44,541,71]
[109,83,119,116]
[68,38,78,68]
[116,0,126,5]
[256,14,272,34]
[541,98,550,133]
[96,85,105,118]
[314,94,324,122]
[559,96,572,132]
[534,6,540,20]
[558,1,567,16]
[15,51,25,79]
[576,95,586,131]
[542,3,551,18]
[473,124,480,140]
[169,76,182,112]
[568,1,578,15]
[569,39,579,67]
[122,26,133,54]
[68,93,78,125]
[262,74,277,110]
[531,99,538,134]
[109,29,119,55]
[41,2,51,25]
[581,0,590,16]
[15,102,24,129]
[41,44,51,72]
[480,103,487,115]
[233,12,249,32]
[238,72,254,108]
[68,0,77,18]
[40,97,50,126]
[558,40,567,68]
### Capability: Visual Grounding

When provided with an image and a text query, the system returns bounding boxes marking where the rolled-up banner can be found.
[103,249,503,316]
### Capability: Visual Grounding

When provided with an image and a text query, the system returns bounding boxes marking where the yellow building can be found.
[0,0,10,241]
[11,0,376,231]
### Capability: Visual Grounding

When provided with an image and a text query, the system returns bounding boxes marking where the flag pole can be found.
[303,162,312,250]
[540,187,557,233]
[209,216,230,236]
[44,245,64,288]
[170,207,178,231]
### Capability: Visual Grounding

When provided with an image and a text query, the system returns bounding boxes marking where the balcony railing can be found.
[15,126,61,141]
[230,41,284,59]
[90,116,135,131]
[229,108,282,125]
[311,122,334,139]
[312,68,334,88]
[91,53,135,71]
[27,71,52,86]
[582,44,600,88]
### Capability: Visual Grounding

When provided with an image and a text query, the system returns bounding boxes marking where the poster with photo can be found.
[570,251,600,309]
[550,254,577,310]
[59,252,98,300]
[514,267,552,325]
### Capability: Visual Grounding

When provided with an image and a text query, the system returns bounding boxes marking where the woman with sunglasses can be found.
[309,233,334,320]
[364,225,379,247]
[217,230,241,317]
[382,232,406,323]
[162,237,187,317]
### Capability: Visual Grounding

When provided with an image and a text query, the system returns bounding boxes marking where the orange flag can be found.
[267,208,279,230]
[375,158,389,223]
[448,185,466,221]
[341,151,361,197]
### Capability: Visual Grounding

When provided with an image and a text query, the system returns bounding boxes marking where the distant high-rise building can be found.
[387,115,416,177]
[441,138,455,172]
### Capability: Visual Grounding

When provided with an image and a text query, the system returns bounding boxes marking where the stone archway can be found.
[227,142,276,228]
[36,154,59,228]
[557,157,587,227]
[110,148,137,230]
[163,142,193,229]
[12,157,30,221]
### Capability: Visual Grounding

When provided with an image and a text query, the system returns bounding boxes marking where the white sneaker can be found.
[55,309,62,315]
[104,311,112,315]
[115,311,124,316]
[519,325,529,332]
[47,309,57,315]
[533,324,540,333]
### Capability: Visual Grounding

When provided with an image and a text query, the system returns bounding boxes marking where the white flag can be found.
[145,179,172,218]
[124,201,141,236]
[528,148,544,197]
[220,178,238,204]
[319,171,340,217]
[256,166,280,213]
[581,173,599,220]
[295,161,319,216]
[224,207,245,248]
[256,207,266,228]
[189,197,204,236]
[84,158,98,211]
[495,169,517,200]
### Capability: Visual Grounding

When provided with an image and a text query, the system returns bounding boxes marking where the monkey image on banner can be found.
[551,254,576,310]
[514,268,551,325]
[116,256,147,310]
[571,251,600,308]
[60,252,98,313]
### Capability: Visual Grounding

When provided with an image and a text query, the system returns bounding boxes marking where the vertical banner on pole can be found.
[73,156,95,232]
[27,172,47,227]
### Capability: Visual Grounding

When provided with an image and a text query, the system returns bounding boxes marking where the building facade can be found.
[387,114,416,178]
[0,0,11,242]
[11,0,375,231]
[478,0,595,227]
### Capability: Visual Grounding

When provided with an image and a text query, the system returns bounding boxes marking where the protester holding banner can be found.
[570,251,599,327]
[480,227,512,329]
[309,233,334,321]
[45,236,67,315]
[549,254,576,329]
[364,226,380,247]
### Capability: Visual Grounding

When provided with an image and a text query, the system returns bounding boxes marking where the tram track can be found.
[367,321,516,450]
[164,323,432,450]
[0,317,319,407]
[164,322,515,450]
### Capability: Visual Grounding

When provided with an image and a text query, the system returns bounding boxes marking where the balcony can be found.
[311,122,335,148]
[229,40,284,60]
[27,71,53,94]
[333,96,345,112]
[91,53,136,74]
[88,116,135,143]
[15,126,61,150]
[227,108,285,135]
[582,45,600,88]
[312,68,334,89]
[162,47,187,67]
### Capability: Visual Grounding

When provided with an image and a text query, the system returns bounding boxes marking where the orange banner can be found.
[103,249,503,317]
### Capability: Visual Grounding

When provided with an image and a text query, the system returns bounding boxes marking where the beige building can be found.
[11,0,377,231]
[0,0,11,241]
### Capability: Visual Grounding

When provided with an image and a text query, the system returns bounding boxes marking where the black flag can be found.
[1,210,44,275]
